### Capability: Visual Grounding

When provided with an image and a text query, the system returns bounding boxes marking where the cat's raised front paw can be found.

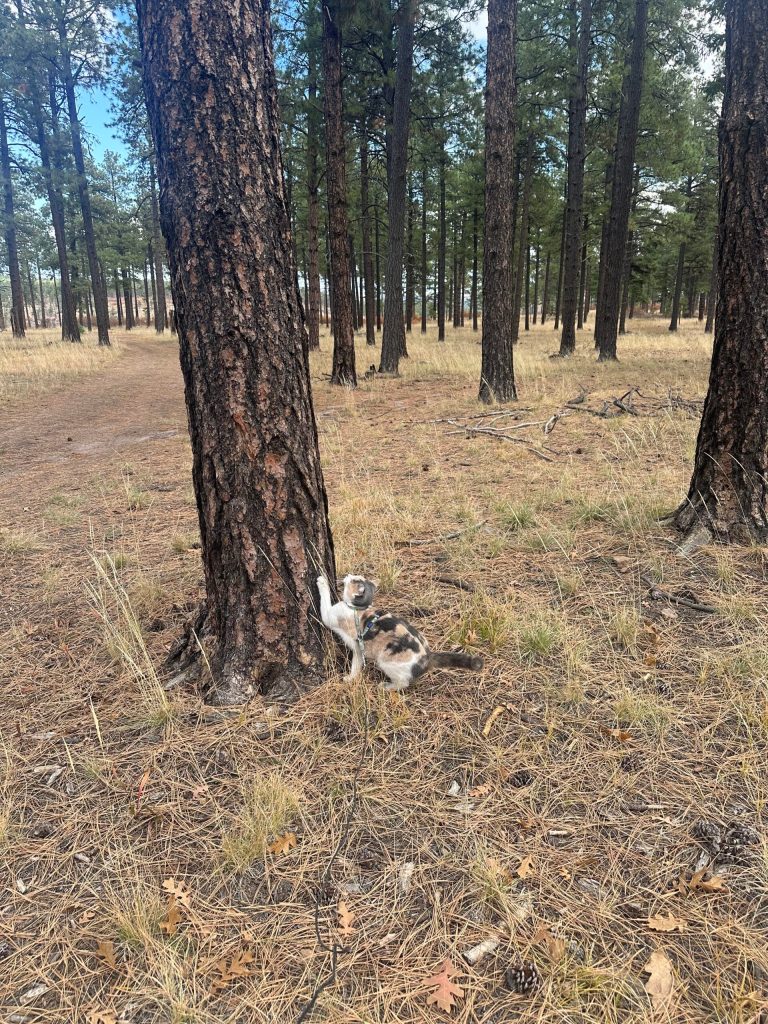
[316,575,329,591]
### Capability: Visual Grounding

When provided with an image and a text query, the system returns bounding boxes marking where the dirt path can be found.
[0,335,186,512]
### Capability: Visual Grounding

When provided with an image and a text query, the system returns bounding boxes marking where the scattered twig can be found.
[435,575,476,593]
[396,522,485,547]
[641,574,717,614]
[441,419,554,462]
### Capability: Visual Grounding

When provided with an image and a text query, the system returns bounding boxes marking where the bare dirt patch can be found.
[1,321,766,1024]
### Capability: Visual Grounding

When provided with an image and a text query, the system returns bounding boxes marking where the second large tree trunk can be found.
[594,0,648,361]
[0,95,25,338]
[559,0,592,357]
[673,0,768,543]
[479,0,517,402]
[380,0,416,373]
[137,0,336,702]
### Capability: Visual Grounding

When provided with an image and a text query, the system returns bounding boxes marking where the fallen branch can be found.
[441,419,554,461]
[396,522,486,547]
[435,575,476,593]
[640,574,717,614]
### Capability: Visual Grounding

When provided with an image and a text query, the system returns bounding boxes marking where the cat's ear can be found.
[361,579,377,605]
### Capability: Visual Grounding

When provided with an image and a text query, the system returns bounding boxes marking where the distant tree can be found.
[0,93,25,336]
[478,0,517,403]
[674,0,768,543]
[137,0,336,703]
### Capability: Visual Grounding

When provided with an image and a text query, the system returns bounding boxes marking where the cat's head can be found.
[342,574,377,609]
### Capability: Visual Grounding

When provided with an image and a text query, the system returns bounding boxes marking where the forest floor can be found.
[1,319,766,1024]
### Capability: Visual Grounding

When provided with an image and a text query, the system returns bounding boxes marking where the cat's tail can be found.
[429,651,483,671]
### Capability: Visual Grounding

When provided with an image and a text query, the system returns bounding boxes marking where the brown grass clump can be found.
[0,321,766,1023]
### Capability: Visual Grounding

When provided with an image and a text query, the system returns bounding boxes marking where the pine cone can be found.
[506,961,541,995]
[510,769,534,788]
[619,751,644,773]
[718,822,759,865]
[691,820,722,851]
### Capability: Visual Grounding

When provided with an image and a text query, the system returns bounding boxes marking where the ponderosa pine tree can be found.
[558,0,591,357]
[674,0,768,543]
[479,0,517,402]
[136,0,336,703]
[594,0,648,361]
[322,0,356,386]
[380,0,416,374]
[0,93,25,337]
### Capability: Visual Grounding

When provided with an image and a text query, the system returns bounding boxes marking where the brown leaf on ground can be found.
[211,948,255,990]
[159,896,183,935]
[424,959,465,1013]
[533,925,566,959]
[162,878,192,908]
[599,725,634,742]
[516,855,534,879]
[337,899,356,936]
[86,1011,117,1024]
[468,782,493,798]
[648,912,686,933]
[643,949,674,1011]
[267,831,297,856]
[95,939,117,969]
[678,867,728,896]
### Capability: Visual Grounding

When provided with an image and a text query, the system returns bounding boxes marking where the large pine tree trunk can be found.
[704,226,718,333]
[479,0,517,402]
[137,0,336,702]
[554,184,567,329]
[322,0,356,384]
[559,0,591,356]
[577,217,588,329]
[306,67,322,351]
[38,264,47,328]
[437,153,447,341]
[668,241,686,332]
[0,95,26,338]
[674,0,768,543]
[421,165,428,333]
[360,137,376,346]
[59,21,110,346]
[595,0,648,360]
[405,183,415,333]
[471,203,479,331]
[149,158,167,332]
[380,0,416,372]
[541,252,551,325]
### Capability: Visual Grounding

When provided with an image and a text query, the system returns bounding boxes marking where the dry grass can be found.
[0,326,120,404]
[0,319,766,1023]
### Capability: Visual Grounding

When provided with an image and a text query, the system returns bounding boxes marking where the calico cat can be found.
[316,574,483,691]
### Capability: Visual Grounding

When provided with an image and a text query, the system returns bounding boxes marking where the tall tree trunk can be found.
[558,0,592,356]
[349,234,360,331]
[380,0,416,372]
[38,264,47,328]
[0,95,26,337]
[322,0,356,384]
[512,138,533,345]
[52,271,60,324]
[452,218,460,327]
[583,259,591,322]
[137,0,336,701]
[698,291,706,321]
[58,24,110,345]
[669,175,692,332]
[405,182,415,332]
[26,262,39,327]
[704,225,718,333]
[114,269,124,325]
[374,204,381,331]
[577,216,588,329]
[532,231,540,323]
[18,16,79,342]
[421,165,428,333]
[149,158,167,332]
[359,136,376,346]
[148,242,158,326]
[595,0,648,360]
[121,268,135,329]
[541,252,551,324]
[143,260,151,326]
[479,0,517,402]
[438,152,447,341]
[471,203,479,331]
[524,239,531,331]
[306,58,322,351]
[554,183,567,329]
[674,0,768,543]
[619,228,634,334]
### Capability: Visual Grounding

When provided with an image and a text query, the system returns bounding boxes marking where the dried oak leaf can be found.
[211,948,255,990]
[599,725,634,743]
[162,878,192,908]
[533,925,566,960]
[642,949,674,1012]
[648,912,686,933]
[516,855,534,879]
[468,782,493,798]
[268,832,297,856]
[678,867,727,896]
[424,959,465,1014]
[86,1011,117,1024]
[95,939,117,969]
[337,900,356,936]
[159,896,183,936]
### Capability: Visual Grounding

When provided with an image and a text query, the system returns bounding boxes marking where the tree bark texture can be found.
[306,67,322,351]
[360,137,376,345]
[137,0,336,702]
[511,138,533,345]
[674,0,768,543]
[559,0,591,356]
[380,0,416,372]
[479,0,517,402]
[438,153,446,341]
[595,0,648,360]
